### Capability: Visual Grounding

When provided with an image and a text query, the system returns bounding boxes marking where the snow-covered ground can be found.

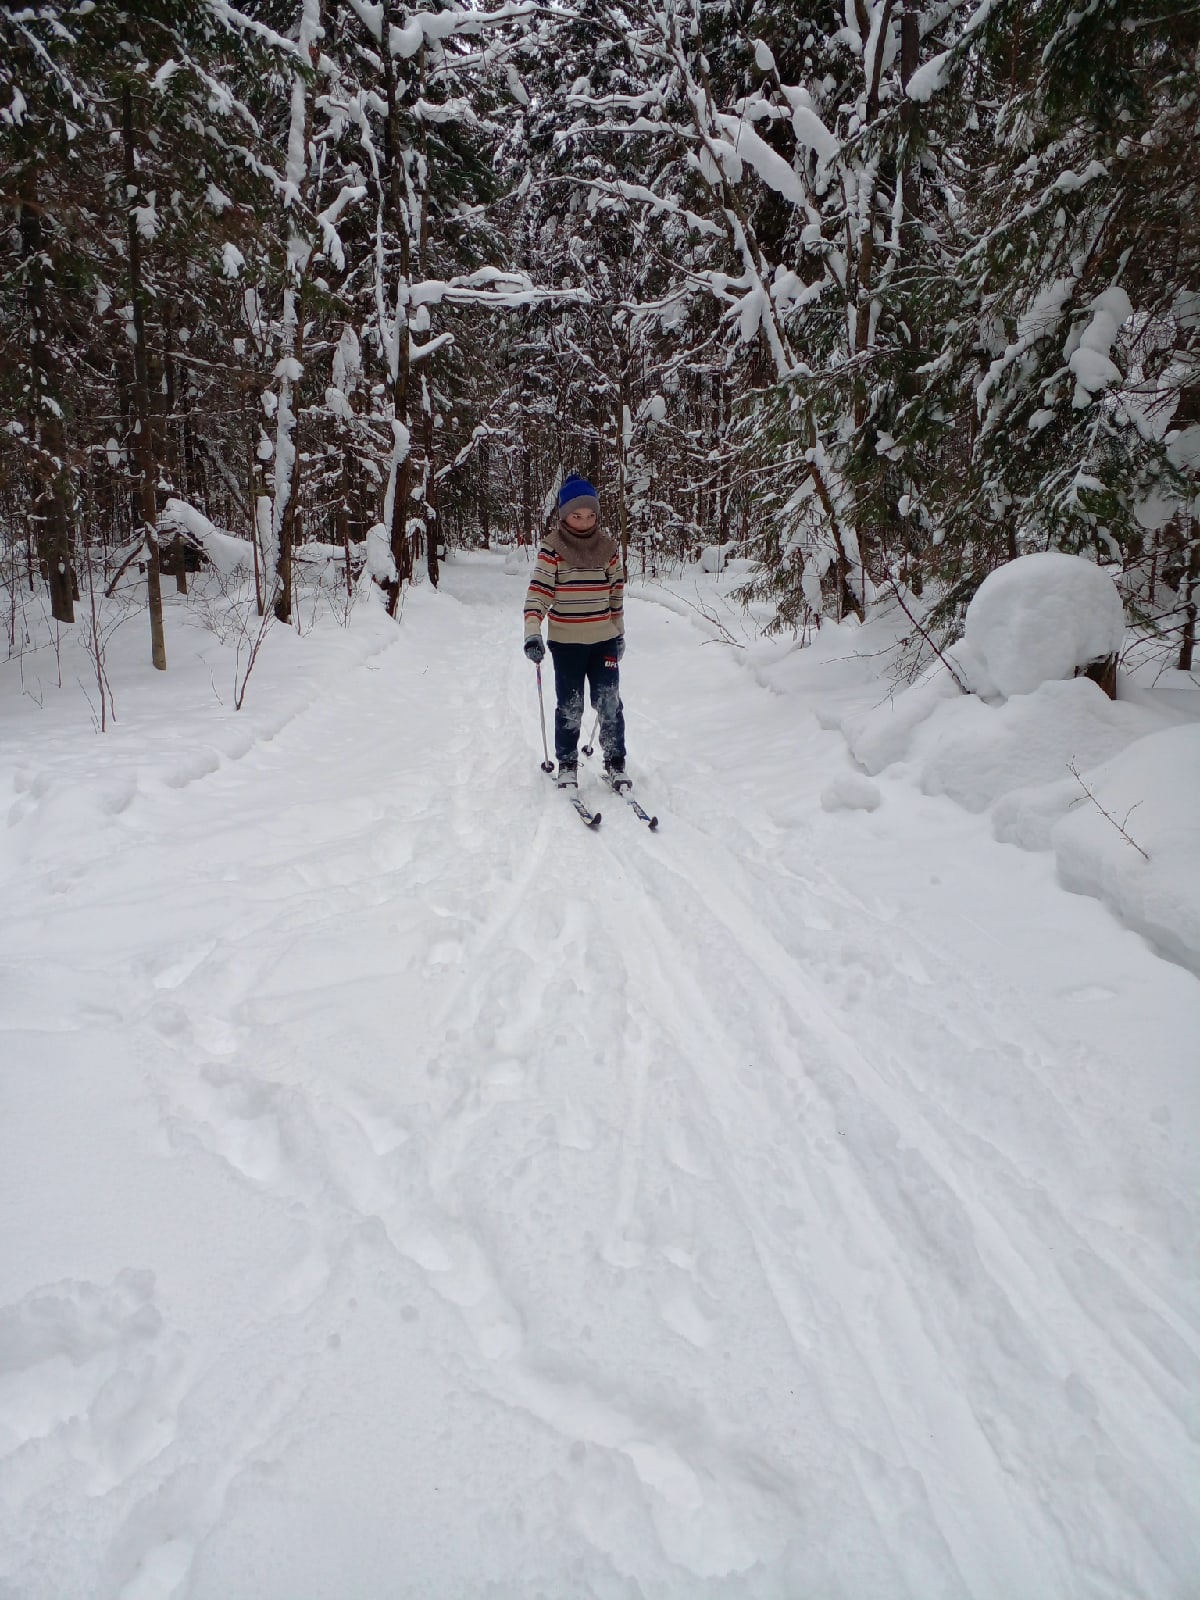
[2,553,1197,1599]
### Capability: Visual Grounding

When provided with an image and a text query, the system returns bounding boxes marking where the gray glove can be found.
[524,636,545,664]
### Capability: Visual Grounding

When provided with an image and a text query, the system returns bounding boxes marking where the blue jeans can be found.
[548,638,626,767]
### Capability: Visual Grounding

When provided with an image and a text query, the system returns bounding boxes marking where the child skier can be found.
[523,475,630,792]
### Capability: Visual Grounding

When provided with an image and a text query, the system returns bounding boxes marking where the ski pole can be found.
[535,661,555,773]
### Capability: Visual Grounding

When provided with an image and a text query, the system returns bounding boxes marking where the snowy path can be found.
[2,556,1197,1599]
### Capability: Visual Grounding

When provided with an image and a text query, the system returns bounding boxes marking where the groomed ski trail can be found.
[1,553,1196,1600]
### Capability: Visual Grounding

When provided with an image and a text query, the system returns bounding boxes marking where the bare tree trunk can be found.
[901,0,919,95]
[381,14,415,617]
[479,435,490,550]
[388,449,414,604]
[19,168,75,624]
[521,443,532,546]
[123,82,166,671]
[270,0,321,624]
[247,429,265,615]
[274,304,305,624]
[717,367,730,545]
[338,451,354,597]
[1179,516,1199,673]
[163,333,187,595]
[425,409,440,589]
[616,382,629,571]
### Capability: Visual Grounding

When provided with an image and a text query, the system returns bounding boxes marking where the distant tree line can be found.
[2,0,1197,670]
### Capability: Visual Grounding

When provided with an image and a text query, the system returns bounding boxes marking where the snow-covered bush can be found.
[159,500,254,578]
[700,543,736,574]
[960,552,1124,698]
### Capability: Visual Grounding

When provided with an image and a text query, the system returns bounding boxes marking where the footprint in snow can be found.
[550,1105,596,1151]
[394,1227,523,1362]
[662,1122,710,1179]
[657,1289,713,1349]
[0,1270,187,1499]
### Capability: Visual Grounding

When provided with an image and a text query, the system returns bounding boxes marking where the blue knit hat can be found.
[558,475,599,520]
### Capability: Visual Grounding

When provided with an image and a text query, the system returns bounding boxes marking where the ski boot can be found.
[604,760,632,795]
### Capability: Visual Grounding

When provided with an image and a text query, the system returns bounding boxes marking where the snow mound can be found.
[503,547,531,574]
[962,552,1124,697]
[997,726,1200,976]
[820,773,882,813]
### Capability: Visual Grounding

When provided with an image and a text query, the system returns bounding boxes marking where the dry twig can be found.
[1067,760,1150,862]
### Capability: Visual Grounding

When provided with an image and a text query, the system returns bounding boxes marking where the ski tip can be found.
[648,816,659,830]
[590,811,602,827]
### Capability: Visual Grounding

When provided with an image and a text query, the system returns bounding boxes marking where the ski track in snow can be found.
[1,559,1197,1599]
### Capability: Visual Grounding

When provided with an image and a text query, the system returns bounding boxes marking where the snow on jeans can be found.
[548,638,625,767]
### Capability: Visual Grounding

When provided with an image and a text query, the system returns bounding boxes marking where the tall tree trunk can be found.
[381,14,415,616]
[1179,518,1200,672]
[385,373,413,608]
[19,168,75,624]
[521,443,532,546]
[339,450,354,598]
[425,408,440,589]
[717,367,731,546]
[248,429,265,616]
[163,329,187,594]
[479,435,490,550]
[274,309,306,623]
[616,375,629,571]
[122,82,166,671]
[270,0,321,624]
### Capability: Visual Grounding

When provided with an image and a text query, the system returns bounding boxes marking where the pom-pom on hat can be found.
[558,475,600,520]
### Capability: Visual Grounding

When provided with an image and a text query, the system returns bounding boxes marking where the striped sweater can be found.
[524,542,624,646]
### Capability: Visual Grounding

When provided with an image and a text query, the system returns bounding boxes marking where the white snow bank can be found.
[911,677,1157,812]
[159,498,254,576]
[834,573,1196,971]
[841,659,962,774]
[998,726,1200,975]
[962,552,1124,697]
[845,669,1155,811]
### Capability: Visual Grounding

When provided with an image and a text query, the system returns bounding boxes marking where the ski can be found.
[543,764,601,826]
[624,793,659,830]
[568,792,602,828]
[602,772,658,830]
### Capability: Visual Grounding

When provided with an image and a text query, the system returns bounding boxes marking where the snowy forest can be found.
[3,5,1200,1600]
[3,0,1198,665]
